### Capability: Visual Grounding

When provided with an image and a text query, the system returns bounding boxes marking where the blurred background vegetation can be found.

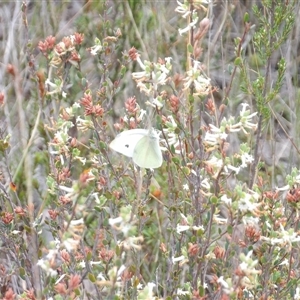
[0,0,296,175]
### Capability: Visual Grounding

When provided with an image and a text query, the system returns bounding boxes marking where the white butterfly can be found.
[109,128,163,169]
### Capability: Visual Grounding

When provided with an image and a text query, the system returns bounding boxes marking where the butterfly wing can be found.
[133,130,163,169]
[109,129,148,157]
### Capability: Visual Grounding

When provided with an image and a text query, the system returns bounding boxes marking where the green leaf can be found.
[199,285,205,296]
[120,65,127,76]
[0,140,9,152]
[227,225,233,234]
[87,251,92,261]
[210,196,218,204]
[234,57,242,66]
[99,140,107,150]
[19,267,26,279]
[171,157,180,165]
[182,166,190,175]
[88,272,96,283]
[74,288,80,296]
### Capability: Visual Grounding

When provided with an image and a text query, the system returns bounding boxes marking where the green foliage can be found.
[253,1,295,59]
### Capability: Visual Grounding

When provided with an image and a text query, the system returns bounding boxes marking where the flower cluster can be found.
[87,29,121,56]
[38,35,56,56]
[39,33,84,97]
[182,61,212,96]
[175,1,199,36]
[129,47,172,106]
[175,0,209,36]
[111,96,147,131]
[226,103,258,134]
[203,103,257,176]
[80,92,104,117]
[108,205,143,250]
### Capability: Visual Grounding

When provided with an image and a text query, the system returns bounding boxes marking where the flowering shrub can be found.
[0,1,299,299]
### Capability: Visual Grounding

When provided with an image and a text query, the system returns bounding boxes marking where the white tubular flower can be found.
[137,282,156,300]
[183,61,211,94]
[178,16,199,36]
[177,288,190,296]
[180,213,189,223]
[37,257,57,277]
[90,38,102,55]
[204,132,219,146]
[76,116,93,132]
[205,156,223,169]
[261,224,300,251]
[45,78,63,95]
[108,216,123,226]
[217,276,229,289]
[276,185,290,192]
[151,97,164,108]
[279,259,289,266]
[132,71,149,81]
[151,70,168,88]
[132,57,172,97]
[193,72,211,94]
[163,132,181,153]
[295,287,300,300]
[183,183,189,191]
[176,224,190,233]
[175,1,191,18]
[220,104,257,135]
[90,45,101,56]
[213,215,228,224]
[204,127,228,147]
[225,164,240,174]
[172,255,186,263]
[121,236,144,250]
[242,216,259,225]
[239,103,258,132]
[240,153,254,168]
[164,115,177,131]
[238,190,260,213]
[137,109,147,121]
[63,238,80,252]
[239,250,261,277]
[220,194,232,205]
[201,178,211,190]
[193,225,204,231]
[136,55,146,70]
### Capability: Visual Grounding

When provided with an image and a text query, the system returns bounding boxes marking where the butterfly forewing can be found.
[109,129,148,157]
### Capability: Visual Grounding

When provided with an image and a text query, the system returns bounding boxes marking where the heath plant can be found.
[0,1,300,300]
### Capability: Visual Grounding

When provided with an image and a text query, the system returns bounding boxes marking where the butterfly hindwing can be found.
[133,131,163,168]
